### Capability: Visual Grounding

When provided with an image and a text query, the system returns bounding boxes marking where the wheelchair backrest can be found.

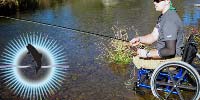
[181,34,198,64]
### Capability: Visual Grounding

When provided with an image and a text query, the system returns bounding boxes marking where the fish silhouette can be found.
[26,44,42,73]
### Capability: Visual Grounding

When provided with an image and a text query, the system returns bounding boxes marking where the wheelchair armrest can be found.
[196,53,200,60]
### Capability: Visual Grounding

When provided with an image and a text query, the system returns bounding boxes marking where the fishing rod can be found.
[0,15,129,42]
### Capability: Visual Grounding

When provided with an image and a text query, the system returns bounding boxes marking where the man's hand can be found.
[137,49,148,58]
[129,37,140,47]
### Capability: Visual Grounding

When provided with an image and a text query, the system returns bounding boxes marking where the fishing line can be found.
[0,16,129,42]
[0,16,138,92]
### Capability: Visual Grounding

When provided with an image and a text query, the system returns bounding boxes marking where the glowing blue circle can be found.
[0,33,67,99]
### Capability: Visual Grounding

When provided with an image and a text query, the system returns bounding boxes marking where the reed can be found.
[97,25,138,64]
[0,0,18,6]
[0,0,39,11]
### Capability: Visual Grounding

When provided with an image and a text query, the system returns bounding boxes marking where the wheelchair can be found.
[128,34,200,100]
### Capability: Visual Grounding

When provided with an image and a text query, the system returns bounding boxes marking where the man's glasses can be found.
[153,0,164,3]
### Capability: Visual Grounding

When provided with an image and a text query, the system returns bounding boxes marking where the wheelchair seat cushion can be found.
[132,56,182,69]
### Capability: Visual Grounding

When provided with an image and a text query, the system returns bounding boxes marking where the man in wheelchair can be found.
[127,0,200,99]
[130,0,184,69]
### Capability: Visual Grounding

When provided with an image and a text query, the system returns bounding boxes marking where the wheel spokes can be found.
[174,86,184,100]
[174,70,188,100]
[151,62,200,100]
[156,67,197,100]
[165,67,177,99]
[156,82,196,90]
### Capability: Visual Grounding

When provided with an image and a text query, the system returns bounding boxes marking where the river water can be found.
[0,0,200,100]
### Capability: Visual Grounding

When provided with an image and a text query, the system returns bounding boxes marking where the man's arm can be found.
[139,27,159,44]
[130,27,159,46]
[147,40,176,58]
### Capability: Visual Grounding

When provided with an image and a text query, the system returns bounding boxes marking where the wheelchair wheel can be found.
[150,61,200,100]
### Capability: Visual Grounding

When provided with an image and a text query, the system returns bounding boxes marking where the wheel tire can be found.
[150,61,200,100]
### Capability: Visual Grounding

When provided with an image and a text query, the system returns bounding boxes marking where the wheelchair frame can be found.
[131,35,200,100]
[133,54,200,100]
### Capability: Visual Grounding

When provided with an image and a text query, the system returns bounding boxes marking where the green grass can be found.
[98,25,136,65]
[107,39,132,64]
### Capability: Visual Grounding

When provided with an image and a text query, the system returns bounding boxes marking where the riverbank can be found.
[0,0,18,7]
[0,0,18,12]
[0,0,39,15]
[0,0,71,15]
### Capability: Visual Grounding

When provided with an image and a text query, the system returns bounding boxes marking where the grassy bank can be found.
[0,0,18,10]
[0,0,39,14]
[0,0,18,7]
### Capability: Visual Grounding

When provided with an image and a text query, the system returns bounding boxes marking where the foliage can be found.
[108,39,132,64]
[98,25,136,65]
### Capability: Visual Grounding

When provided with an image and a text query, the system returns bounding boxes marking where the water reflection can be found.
[180,0,200,27]
[108,63,129,77]
[69,0,156,37]
[183,6,200,27]
[102,0,119,6]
